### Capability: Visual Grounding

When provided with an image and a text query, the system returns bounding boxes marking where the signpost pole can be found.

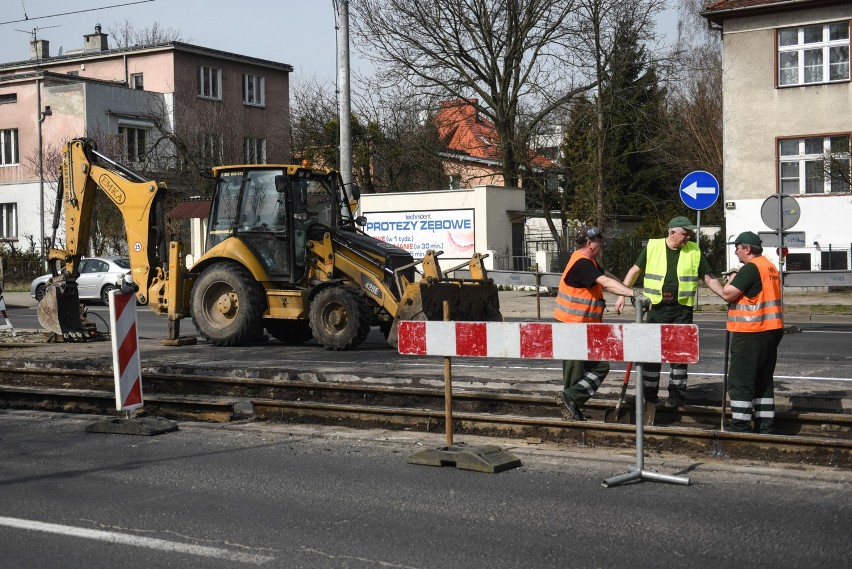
[679,171,719,311]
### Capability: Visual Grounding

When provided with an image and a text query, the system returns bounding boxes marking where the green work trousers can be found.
[727,329,783,433]
[562,360,611,406]
[641,303,694,401]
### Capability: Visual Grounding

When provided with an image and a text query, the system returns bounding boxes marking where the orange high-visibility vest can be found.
[727,255,783,333]
[554,249,605,323]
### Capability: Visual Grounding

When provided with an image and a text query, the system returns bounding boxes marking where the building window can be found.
[244,137,266,164]
[448,174,461,190]
[118,126,147,163]
[778,21,850,86]
[0,94,16,104]
[130,73,144,90]
[198,66,222,99]
[0,203,16,239]
[202,133,224,164]
[779,135,851,194]
[0,129,18,166]
[242,74,265,106]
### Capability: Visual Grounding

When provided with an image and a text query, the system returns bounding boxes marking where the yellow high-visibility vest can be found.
[643,239,700,306]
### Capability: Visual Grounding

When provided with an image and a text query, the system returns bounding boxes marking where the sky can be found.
[0,0,681,85]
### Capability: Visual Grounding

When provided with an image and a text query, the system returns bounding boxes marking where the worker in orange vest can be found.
[721,231,784,433]
[555,226,639,421]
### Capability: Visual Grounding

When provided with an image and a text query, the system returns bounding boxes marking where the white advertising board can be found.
[363,209,475,260]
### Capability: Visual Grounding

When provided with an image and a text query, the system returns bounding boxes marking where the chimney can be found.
[83,24,109,51]
[30,39,50,60]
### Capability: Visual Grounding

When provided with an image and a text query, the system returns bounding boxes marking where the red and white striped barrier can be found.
[109,290,143,412]
[398,321,699,363]
[0,294,14,336]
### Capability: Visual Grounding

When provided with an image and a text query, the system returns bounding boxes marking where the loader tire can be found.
[191,263,265,347]
[266,320,314,344]
[309,286,371,350]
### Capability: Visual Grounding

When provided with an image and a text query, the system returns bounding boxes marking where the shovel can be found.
[603,362,655,425]
[604,362,632,423]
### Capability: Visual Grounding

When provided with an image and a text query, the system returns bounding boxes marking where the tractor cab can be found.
[207,165,351,283]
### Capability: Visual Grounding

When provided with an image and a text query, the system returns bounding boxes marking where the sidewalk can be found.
[498,287,852,323]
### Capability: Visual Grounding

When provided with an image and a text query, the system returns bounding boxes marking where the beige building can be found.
[0,26,292,254]
[702,0,851,271]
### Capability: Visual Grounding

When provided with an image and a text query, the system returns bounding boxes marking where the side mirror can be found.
[350,184,361,201]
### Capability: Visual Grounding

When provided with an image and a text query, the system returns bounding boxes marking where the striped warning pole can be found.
[0,294,15,336]
[109,289,143,414]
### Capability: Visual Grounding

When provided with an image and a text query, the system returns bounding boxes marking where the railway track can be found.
[1,366,850,468]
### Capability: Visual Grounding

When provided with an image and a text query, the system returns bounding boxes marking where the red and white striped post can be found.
[109,289,143,415]
[0,294,15,336]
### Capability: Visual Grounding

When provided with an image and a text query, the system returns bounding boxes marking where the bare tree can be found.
[351,0,595,188]
[107,19,187,47]
[569,0,666,229]
[654,0,723,224]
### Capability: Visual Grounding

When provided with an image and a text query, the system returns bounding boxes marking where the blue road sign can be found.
[679,171,720,211]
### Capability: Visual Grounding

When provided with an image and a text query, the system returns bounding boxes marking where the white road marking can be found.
[0,516,273,565]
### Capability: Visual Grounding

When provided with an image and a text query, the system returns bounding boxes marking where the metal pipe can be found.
[336,0,353,198]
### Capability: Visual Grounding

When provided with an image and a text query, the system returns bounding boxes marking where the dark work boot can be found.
[665,389,686,408]
[558,392,585,422]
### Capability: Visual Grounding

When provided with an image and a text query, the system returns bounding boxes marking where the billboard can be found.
[363,209,475,260]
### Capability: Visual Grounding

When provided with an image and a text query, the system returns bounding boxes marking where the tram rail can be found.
[0,366,849,468]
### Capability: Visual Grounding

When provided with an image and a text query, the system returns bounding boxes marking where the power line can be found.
[0,0,156,26]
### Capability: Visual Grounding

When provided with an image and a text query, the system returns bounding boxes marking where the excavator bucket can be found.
[37,279,88,340]
[387,279,502,347]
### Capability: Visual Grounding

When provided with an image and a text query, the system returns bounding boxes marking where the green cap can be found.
[668,216,696,231]
[728,231,762,247]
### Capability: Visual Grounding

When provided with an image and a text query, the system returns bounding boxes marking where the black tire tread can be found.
[191,263,266,347]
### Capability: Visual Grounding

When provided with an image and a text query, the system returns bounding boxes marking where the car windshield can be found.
[114,259,131,269]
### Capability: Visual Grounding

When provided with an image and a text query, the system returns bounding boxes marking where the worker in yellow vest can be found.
[721,231,783,433]
[555,226,639,421]
[614,216,725,407]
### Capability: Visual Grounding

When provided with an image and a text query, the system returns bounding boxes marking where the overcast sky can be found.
[1,0,680,85]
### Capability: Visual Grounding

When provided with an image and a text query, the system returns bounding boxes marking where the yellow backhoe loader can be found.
[38,138,501,348]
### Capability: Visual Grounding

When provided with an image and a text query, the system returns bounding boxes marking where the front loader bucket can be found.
[387,279,502,347]
[37,280,87,339]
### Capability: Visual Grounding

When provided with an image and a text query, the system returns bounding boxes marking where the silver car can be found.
[31,256,132,305]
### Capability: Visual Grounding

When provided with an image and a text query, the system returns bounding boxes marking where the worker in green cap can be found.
[721,231,783,433]
[614,216,725,407]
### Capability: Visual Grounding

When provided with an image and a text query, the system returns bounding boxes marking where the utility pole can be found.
[336,0,353,198]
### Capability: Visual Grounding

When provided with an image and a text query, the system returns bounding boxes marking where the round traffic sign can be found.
[679,171,720,211]
[760,194,801,231]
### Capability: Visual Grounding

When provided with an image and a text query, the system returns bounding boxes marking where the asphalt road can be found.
[0,411,849,569]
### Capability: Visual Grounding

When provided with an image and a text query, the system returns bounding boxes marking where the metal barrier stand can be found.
[602,296,690,488]
[405,301,522,473]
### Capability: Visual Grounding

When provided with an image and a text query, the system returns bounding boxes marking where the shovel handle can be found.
[613,362,633,414]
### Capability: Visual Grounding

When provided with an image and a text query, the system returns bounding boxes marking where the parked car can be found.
[31,256,132,305]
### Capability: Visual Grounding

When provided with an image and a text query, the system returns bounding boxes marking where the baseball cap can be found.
[728,231,762,247]
[580,226,604,240]
[668,216,697,231]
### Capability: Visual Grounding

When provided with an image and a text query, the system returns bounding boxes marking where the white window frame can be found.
[202,133,224,164]
[779,135,851,194]
[242,74,265,106]
[243,137,267,164]
[0,128,18,166]
[0,203,17,239]
[198,66,222,100]
[130,73,144,90]
[118,126,148,163]
[778,21,850,87]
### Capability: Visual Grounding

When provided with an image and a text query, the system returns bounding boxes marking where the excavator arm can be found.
[38,138,173,339]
